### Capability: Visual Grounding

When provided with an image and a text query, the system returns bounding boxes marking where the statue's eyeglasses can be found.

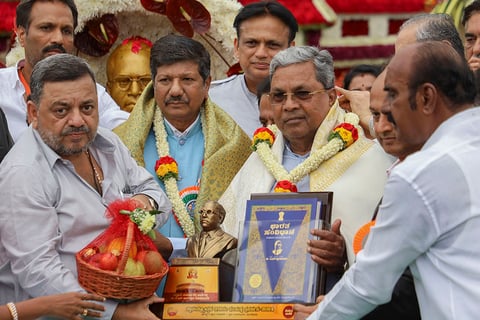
[113,76,151,90]
[199,209,217,216]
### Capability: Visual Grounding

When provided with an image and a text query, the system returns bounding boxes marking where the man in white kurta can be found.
[220,103,392,265]
[305,40,480,320]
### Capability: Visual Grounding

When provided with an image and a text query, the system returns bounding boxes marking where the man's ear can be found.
[204,75,212,91]
[328,88,338,107]
[418,83,437,115]
[16,26,27,48]
[27,100,38,128]
[233,38,239,60]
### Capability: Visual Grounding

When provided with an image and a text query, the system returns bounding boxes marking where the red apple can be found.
[98,252,119,271]
[88,253,103,268]
[136,250,166,275]
[79,247,99,262]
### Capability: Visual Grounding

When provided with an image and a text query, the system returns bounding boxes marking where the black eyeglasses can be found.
[113,76,151,91]
[268,89,328,106]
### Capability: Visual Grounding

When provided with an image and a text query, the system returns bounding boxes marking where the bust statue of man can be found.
[186,200,237,258]
[106,36,152,112]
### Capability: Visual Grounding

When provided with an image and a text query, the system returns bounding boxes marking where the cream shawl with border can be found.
[219,104,393,264]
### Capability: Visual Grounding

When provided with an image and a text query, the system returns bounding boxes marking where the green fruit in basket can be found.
[123,258,146,276]
[136,261,146,276]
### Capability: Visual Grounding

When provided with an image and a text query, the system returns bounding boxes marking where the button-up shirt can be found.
[307,108,480,320]
[0,127,171,319]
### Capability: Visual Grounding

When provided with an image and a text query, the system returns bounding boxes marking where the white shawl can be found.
[219,106,393,264]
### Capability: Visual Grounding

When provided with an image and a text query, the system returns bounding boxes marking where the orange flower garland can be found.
[274,180,298,193]
[154,156,179,182]
[328,123,359,148]
[253,113,360,193]
[252,127,275,150]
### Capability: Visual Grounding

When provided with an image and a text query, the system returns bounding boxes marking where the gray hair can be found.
[399,13,465,57]
[269,46,335,89]
[29,54,96,106]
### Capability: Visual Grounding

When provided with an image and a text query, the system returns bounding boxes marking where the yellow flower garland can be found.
[254,113,360,189]
[153,109,207,237]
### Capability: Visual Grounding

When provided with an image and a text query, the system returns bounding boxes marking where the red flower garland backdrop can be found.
[0,0,18,62]
[0,1,17,33]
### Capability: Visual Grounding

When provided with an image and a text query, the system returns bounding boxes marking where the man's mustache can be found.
[42,44,67,54]
[62,126,89,136]
[165,96,189,104]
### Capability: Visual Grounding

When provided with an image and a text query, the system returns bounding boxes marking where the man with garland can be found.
[219,46,393,279]
[209,1,298,137]
[114,35,251,253]
[0,0,128,142]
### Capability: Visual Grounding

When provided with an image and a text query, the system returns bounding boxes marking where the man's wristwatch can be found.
[147,196,158,210]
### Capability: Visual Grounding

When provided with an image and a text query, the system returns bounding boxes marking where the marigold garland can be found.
[153,110,204,237]
[252,127,275,150]
[254,113,360,192]
[155,156,179,181]
[274,180,298,193]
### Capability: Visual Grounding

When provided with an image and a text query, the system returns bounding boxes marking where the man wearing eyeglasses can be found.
[106,36,153,112]
[186,200,237,258]
[220,46,393,288]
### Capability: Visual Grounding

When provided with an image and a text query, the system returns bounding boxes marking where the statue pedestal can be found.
[163,258,220,303]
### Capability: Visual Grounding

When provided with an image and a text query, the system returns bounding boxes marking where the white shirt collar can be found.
[164,114,200,138]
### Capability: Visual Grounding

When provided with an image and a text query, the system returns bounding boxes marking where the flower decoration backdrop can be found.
[6,0,241,84]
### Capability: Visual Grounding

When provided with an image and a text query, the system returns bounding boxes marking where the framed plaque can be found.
[233,193,332,303]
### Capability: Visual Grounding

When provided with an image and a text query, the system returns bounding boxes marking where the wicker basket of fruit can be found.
[76,200,169,299]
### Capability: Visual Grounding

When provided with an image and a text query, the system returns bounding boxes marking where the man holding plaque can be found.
[219,46,393,277]
[304,41,480,320]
